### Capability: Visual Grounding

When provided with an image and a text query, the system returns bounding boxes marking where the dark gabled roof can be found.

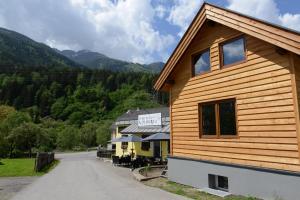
[154,2,300,91]
[116,107,169,122]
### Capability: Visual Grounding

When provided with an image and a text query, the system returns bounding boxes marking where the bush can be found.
[80,121,98,148]
[57,125,80,150]
[96,120,112,147]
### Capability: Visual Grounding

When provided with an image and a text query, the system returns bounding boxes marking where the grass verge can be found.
[143,177,258,200]
[0,158,60,177]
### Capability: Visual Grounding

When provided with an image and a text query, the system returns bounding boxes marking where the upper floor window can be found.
[199,99,237,138]
[192,49,210,76]
[220,37,246,67]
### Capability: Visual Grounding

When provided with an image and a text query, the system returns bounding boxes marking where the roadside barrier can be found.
[34,152,55,172]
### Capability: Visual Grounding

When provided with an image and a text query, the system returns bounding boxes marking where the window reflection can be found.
[193,50,210,75]
[222,37,245,66]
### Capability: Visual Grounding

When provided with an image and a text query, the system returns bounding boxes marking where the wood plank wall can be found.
[170,22,300,172]
[294,55,300,116]
[293,54,300,160]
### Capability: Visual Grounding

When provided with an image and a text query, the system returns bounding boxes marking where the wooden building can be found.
[154,3,300,200]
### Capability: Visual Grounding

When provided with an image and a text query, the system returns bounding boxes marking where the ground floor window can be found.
[208,174,229,191]
[199,99,237,138]
[121,142,128,149]
[121,135,128,149]
[141,135,150,151]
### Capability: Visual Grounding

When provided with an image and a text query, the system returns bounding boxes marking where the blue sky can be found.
[0,0,299,64]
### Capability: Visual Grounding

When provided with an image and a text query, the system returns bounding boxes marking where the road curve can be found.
[11,151,188,200]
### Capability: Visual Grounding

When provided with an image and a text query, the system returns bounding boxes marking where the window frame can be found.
[216,175,229,191]
[199,98,238,139]
[219,36,247,69]
[121,142,128,149]
[191,48,211,77]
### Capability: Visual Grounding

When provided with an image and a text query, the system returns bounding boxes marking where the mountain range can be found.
[0,27,164,73]
[59,49,164,73]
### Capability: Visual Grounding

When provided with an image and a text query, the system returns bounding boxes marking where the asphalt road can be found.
[11,151,188,200]
[0,177,37,200]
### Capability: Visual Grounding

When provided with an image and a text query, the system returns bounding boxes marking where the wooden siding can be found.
[294,55,300,118]
[154,3,300,91]
[293,54,300,159]
[170,23,300,172]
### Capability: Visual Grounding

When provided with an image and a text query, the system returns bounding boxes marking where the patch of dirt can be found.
[140,167,163,177]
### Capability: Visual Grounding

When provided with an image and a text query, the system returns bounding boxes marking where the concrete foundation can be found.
[168,156,300,200]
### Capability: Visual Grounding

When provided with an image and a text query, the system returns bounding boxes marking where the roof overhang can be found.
[120,123,170,134]
[154,3,300,91]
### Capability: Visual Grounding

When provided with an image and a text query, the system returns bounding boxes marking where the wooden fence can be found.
[97,149,115,159]
[34,152,55,172]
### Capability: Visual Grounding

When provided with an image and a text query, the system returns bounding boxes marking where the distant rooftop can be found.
[116,107,169,122]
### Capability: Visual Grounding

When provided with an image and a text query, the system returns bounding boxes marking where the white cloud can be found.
[72,0,175,63]
[0,0,298,64]
[279,13,300,31]
[227,0,300,31]
[165,0,300,40]
[155,5,167,19]
[0,0,175,63]
[167,0,203,36]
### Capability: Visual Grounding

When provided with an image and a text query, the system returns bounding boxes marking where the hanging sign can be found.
[138,113,162,127]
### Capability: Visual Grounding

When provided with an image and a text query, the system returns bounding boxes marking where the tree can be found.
[56,125,80,150]
[96,120,112,146]
[39,117,64,151]
[80,122,97,148]
[51,97,66,119]
[0,111,31,157]
[10,122,42,157]
[109,90,160,119]
[0,105,15,121]
[25,106,40,123]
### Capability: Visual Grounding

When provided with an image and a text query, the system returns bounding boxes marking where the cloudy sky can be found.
[0,0,299,64]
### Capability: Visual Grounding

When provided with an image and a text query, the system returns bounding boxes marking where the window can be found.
[121,142,128,149]
[201,104,216,135]
[199,99,237,137]
[192,49,210,76]
[141,135,150,151]
[219,101,236,135]
[220,37,246,67]
[208,174,229,191]
[121,135,128,149]
[217,176,229,191]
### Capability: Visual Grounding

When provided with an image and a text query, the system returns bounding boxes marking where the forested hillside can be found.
[0,67,167,120]
[0,27,164,73]
[0,28,82,68]
[0,26,168,158]
[0,66,168,157]
[60,50,164,73]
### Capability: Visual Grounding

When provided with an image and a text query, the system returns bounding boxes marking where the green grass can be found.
[0,158,59,177]
[144,178,259,200]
